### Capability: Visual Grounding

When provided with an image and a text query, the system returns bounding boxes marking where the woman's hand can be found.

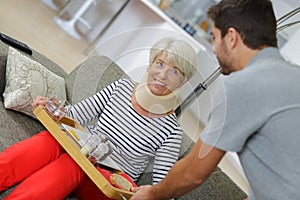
[32,96,50,111]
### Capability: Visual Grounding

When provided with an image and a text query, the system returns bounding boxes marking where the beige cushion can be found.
[3,47,66,117]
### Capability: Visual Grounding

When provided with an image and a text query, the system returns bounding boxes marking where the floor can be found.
[0,0,88,74]
[1,0,249,195]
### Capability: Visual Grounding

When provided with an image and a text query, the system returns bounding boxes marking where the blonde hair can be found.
[149,38,198,80]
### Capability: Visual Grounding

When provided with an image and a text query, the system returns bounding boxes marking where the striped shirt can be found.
[67,79,183,184]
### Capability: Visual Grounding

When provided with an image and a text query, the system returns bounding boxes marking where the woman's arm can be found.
[152,129,182,184]
[67,80,120,125]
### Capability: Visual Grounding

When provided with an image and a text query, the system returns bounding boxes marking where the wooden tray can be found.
[33,105,133,200]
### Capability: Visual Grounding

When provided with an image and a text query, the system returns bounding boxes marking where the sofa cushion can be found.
[0,99,46,198]
[3,47,66,117]
[0,40,67,101]
[65,55,128,104]
[0,100,45,151]
[177,168,247,200]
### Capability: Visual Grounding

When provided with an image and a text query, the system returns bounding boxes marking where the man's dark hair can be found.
[207,0,278,49]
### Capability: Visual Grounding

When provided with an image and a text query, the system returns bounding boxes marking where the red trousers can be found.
[0,131,135,200]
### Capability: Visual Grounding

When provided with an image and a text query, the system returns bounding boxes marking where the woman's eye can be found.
[170,69,179,75]
[155,62,164,68]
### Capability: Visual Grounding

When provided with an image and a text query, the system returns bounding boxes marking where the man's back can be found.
[229,48,300,199]
[202,47,300,199]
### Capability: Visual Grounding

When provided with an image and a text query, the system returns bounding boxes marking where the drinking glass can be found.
[80,134,112,164]
[44,98,70,121]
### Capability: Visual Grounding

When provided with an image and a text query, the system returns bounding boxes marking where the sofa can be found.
[0,40,247,199]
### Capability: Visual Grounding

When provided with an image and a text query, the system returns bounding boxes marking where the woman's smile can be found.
[146,52,185,96]
[152,78,166,87]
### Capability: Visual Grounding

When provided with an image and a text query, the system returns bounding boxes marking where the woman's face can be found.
[147,52,186,96]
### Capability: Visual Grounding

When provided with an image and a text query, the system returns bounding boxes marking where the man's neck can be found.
[237,46,262,71]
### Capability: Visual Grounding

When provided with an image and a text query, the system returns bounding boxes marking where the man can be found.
[130,0,300,199]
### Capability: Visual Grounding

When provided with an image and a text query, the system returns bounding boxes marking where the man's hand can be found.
[130,185,154,200]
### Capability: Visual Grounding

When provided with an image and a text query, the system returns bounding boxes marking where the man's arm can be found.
[130,139,226,200]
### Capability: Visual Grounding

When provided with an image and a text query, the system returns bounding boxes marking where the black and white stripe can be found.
[67,79,182,184]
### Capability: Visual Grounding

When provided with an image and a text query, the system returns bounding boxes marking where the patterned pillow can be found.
[3,47,66,118]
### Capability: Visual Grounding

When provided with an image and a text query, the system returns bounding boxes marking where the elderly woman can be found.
[0,37,198,199]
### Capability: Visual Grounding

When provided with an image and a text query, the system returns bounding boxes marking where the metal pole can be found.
[175,66,222,117]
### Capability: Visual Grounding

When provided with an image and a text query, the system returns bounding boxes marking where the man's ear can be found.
[227,27,240,49]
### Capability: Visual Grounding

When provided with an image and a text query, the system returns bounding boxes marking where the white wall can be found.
[271,0,300,65]
[280,28,300,66]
